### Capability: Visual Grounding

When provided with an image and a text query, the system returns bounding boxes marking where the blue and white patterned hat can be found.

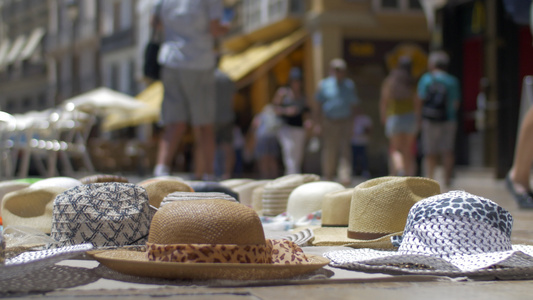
[50,182,155,248]
[324,191,533,278]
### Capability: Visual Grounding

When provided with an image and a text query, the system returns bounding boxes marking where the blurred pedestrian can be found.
[151,0,229,179]
[416,50,461,187]
[380,56,418,176]
[213,56,236,180]
[272,67,311,175]
[351,110,372,179]
[248,105,280,179]
[506,105,533,208]
[315,58,359,184]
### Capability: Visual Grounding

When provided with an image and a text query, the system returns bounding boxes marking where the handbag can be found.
[143,17,162,80]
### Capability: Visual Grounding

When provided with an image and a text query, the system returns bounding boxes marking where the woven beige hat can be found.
[231,180,270,207]
[92,199,329,280]
[312,176,440,249]
[262,174,320,216]
[139,179,194,208]
[219,178,254,189]
[2,186,68,234]
[321,188,354,227]
[0,181,30,216]
[286,181,345,222]
[79,174,129,184]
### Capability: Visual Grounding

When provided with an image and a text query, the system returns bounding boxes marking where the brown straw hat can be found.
[312,176,440,249]
[138,179,194,208]
[92,199,329,280]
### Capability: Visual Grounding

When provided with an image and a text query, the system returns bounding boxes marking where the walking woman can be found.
[379,56,418,176]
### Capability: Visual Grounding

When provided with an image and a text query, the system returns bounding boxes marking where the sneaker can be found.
[153,164,170,177]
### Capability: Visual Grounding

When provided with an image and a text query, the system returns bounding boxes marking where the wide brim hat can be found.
[312,176,440,249]
[1,243,93,280]
[0,180,30,215]
[92,198,329,280]
[92,249,328,280]
[321,188,354,227]
[323,191,533,279]
[2,186,68,234]
[231,180,270,207]
[30,177,82,189]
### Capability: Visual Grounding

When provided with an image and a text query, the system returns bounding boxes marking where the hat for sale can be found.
[91,198,329,280]
[312,176,440,249]
[286,181,345,222]
[262,174,320,216]
[50,182,155,248]
[321,188,354,227]
[2,186,68,234]
[139,179,194,208]
[324,190,533,279]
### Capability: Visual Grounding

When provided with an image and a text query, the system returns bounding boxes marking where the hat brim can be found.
[324,245,533,279]
[312,227,401,250]
[1,243,93,280]
[92,249,329,280]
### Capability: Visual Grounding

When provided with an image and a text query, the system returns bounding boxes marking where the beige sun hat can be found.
[286,181,345,222]
[91,199,329,280]
[30,177,82,189]
[321,188,354,227]
[231,180,270,207]
[312,176,440,249]
[0,181,30,216]
[219,178,254,189]
[1,186,68,234]
[262,174,320,216]
[138,179,194,208]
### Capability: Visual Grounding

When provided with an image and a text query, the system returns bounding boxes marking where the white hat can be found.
[324,191,533,279]
[286,181,345,222]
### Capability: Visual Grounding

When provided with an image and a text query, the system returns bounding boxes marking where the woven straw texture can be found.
[140,179,194,208]
[50,183,152,248]
[262,174,320,216]
[348,176,440,237]
[159,192,237,207]
[311,176,440,248]
[2,186,68,234]
[148,199,266,245]
[323,191,533,279]
[79,174,129,184]
[321,188,354,226]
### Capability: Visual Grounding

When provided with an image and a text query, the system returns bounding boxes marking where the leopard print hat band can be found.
[146,239,309,264]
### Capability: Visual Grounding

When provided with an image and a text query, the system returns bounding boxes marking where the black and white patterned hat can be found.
[324,191,533,279]
[50,183,155,248]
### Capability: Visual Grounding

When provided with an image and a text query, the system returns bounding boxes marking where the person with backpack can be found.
[416,51,461,188]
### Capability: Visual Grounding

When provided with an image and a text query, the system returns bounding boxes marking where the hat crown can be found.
[397,191,514,256]
[348,177,440,238]
[148,199,266,245]
[51,183,153,248]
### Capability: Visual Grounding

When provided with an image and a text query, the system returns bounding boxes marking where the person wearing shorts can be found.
[380,56,418,176]
[417,51,461,187]
[151,0,228,179]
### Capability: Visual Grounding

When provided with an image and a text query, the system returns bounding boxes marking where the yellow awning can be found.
[220,28,308,88]
[101,81,163,131]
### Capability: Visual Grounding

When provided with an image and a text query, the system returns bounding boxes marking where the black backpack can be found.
[421,76,448,122]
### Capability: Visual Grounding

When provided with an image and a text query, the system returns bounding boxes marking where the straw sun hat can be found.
[312,176,441,249]
[324,190,533,279]
[92,199,329,280]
